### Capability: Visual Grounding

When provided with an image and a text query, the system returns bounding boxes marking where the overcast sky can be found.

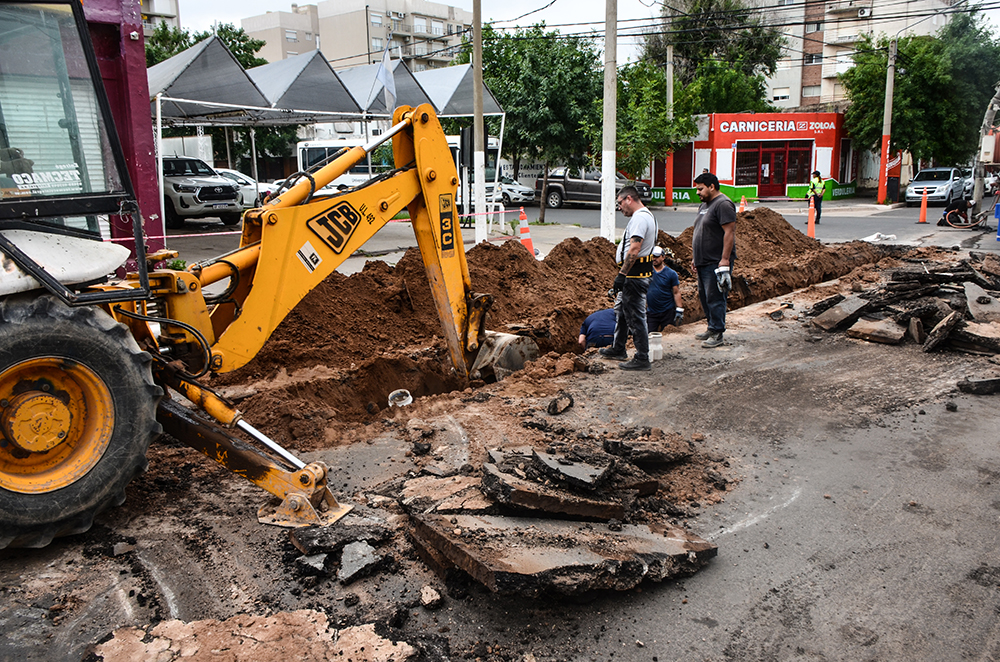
[179,0,1000,65]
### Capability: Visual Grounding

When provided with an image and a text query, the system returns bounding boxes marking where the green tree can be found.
[582,60,697,180]
[644,0,786,87]
[455,25,601,174]
[675,61,775,115]
[841,12,1000,164]
[145,22,193,67]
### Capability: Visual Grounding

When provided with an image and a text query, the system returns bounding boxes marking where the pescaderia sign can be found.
[718,119,837,134]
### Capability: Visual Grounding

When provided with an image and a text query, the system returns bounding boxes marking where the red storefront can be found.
[656,112,855,200]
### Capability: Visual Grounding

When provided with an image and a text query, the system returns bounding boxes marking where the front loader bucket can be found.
[468,331,540,382]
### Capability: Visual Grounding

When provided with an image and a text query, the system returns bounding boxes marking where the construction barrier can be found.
[807,196,816,238]
[518,207,536,256]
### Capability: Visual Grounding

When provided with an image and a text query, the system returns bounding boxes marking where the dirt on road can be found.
[1,208,994,662]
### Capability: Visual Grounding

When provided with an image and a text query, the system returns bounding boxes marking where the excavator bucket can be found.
[468,331,540,382]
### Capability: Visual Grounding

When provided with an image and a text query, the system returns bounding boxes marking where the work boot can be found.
[619,357,652,371]
[599,347,628,361]
[701,332,725,348]
[694,329,713,340]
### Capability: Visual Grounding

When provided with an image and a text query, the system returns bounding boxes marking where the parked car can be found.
[162,156,242,228]
[215,168,279,209]
[486,176,535,205]
[534,167,652,208]
[904,167,966,206]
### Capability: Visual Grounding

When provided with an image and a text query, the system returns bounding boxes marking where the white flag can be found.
[375,43,396,110]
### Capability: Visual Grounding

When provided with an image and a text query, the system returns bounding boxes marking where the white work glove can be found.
[673,307,684,326]
[715,266,732,295]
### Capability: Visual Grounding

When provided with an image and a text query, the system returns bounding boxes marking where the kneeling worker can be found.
[646,246,683,332]
[579,308,616,349]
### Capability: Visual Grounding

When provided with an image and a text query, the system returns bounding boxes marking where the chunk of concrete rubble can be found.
[546,392,574,415]
[289,520,391,556]
[812,295,869,331]
[949,322,1000,354]
[845,318,906,345]
[399,474,493,514]
[603,437,693,465]
[908,317,926,343]
[964,282,1000,322]
[410,513,717,596]
[338,541,389,585]
[420,585,444,609]
[957,376,1000,394]
[923,311,962,352]
[480,463,626,520]
[295,553,329,576]
[93,610,419,662]
[532,449,612,490]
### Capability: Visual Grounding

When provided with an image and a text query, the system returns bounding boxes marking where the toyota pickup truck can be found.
[534,168,652,208]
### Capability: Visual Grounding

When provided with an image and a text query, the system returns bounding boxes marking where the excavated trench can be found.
[210,208,892,445]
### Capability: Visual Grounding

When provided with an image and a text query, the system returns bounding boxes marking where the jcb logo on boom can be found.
[308,201,362,254]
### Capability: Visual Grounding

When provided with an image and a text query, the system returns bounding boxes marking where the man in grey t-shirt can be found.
[690,172,736,348]
[600,186,657,371]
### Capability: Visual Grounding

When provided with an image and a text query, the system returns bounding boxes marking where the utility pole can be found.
[473,0,486,244]
[663,8,674,207]
[600,0,617,241]
[877,38,896,205]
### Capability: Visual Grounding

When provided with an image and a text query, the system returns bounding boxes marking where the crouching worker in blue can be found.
[646,246,684,332]
[578,308,616,349]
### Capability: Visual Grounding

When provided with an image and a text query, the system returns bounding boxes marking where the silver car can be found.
[162,157,242,227]
[905,167,966,206]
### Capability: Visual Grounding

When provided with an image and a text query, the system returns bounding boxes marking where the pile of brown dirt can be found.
[214,208,892,436]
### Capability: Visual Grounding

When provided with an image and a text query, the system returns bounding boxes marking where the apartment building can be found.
[242,0,471,71]
[765,0,952,110]
[241,4,320,63]
[140,0,180,38]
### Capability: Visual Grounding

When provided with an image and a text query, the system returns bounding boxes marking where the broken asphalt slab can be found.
[409,513,717,596]
[480,462,626,520]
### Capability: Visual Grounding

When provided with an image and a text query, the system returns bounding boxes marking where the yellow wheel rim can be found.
[0,358,114,494]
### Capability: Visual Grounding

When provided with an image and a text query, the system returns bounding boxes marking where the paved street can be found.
[163,196,1000,278]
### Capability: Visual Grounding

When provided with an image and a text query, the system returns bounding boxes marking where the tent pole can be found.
[250,128,259,186]
[226,127,232,169]
[156,93,164,236]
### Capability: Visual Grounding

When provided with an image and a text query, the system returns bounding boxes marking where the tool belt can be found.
[616,253,653,278]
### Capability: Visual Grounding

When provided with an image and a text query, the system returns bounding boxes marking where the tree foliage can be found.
[841,12,1000,164]
[582,60,697,179]
[455,24,602,174]
[674,61,775,114]
[644,0,786,87]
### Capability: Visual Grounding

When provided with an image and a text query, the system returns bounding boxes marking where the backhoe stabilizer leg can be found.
[157,398,353,528]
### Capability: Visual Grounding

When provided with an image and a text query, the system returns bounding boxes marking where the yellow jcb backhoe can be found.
[0,0,536,548]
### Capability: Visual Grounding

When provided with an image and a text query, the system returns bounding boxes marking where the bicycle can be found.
[946,193,998,229]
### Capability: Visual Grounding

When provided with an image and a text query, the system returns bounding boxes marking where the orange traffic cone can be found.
[917,189,928,224]
[738,195,747,213]
[518,207,536,256]
[807,196,816,238]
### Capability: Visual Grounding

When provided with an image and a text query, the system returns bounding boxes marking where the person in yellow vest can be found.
[807,171,825,224]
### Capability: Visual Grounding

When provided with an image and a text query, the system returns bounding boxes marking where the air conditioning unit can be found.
[857,7,871,17]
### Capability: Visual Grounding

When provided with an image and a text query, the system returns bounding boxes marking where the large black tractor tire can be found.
[0,295,162,549]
